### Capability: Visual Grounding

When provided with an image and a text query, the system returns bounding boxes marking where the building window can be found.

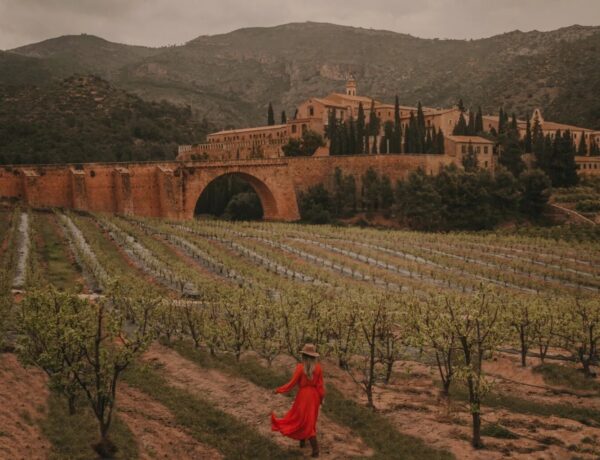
[476,146,481,154]
[302,124,307,134]
[291,125,297,134]
[484,146,488,154]
[484,161,488,168]
[309,106,314,116]
[461,145,467,154]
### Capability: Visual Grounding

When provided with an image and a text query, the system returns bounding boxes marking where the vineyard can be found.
[1,205,599,459]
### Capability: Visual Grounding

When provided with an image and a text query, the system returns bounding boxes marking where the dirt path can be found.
[320,359,600,460]
[144,344,373,459]
[0,353,51,459]
[117,383,222,460]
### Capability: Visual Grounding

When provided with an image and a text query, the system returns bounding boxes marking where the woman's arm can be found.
[275,364,302,394]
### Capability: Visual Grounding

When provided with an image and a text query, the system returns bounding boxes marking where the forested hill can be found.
[3,22,600,131]
[0,75,212,165]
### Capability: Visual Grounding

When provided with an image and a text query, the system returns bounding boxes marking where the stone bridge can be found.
[0,155,456,221]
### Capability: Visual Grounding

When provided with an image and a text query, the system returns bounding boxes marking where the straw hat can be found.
[300,343,320,358]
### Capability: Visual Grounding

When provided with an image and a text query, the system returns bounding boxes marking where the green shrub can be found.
[575,199,600,213]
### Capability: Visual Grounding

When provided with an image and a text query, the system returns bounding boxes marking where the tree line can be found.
[327,98,445,155]
[299,164,551,231]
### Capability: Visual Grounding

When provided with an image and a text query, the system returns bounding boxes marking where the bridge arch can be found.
[188,171,280,221]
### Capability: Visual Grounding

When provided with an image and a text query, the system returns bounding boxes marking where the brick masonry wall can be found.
[0,155,457,221]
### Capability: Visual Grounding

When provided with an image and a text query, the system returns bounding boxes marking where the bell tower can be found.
[345,75,357,97]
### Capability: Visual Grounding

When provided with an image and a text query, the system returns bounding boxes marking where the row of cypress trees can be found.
[327,97,445,155]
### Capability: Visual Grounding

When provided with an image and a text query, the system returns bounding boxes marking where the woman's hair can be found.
[302,354,316,379]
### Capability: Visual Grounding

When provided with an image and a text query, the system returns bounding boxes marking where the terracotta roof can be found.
[538,121,594,132]
[482,115,593,133]
[209,124,287,136]
[325,92,382,105]
[446,135,494,144]
[310,97,347,109]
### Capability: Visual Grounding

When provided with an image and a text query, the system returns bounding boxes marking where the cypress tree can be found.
[453,112,468,136]
[393,124,403,154]
[462,141,478,171]
[458,98,465,113]
[425,128,433,153]
[408,111,419,153]
[281,110,287,124]
[437,128,445,154]
[524,114,532,153]
[499,131,525,177]
[417,102,426,133]
[348,118,356,155]
[393,95,401,153]
[404,124,410,153]
[591,137,600,156]
[475,106,484,133]
[532,115,545,165]
[327,110,338,154]
[510,113,518,132]
[381,121,394,154]
[416,102,426,152]
[498,108,506,135]
[379,136,387,154]
[548,130,578,187]
[467,109,476,135]
[267,102,275,126]
[541,134,553,173]
[559,130,579,186]
[339,121,349,155]
[356,102,366,154]
[368,99,380,154]
[577,132,588,156]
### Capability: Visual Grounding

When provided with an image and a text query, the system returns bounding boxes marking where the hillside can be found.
[2,23,600,131]
[0,75,212,165]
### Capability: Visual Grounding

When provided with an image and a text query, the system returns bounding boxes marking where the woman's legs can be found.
[309,437,319,457]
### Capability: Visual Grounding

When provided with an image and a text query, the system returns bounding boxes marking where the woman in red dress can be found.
[271,343,325,458]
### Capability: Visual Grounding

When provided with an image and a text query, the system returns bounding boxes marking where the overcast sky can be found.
[1,0,600,50]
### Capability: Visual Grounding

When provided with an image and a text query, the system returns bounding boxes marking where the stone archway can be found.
[186,170,288,221]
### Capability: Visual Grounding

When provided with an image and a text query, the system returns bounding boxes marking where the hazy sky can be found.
[2,0,600,50]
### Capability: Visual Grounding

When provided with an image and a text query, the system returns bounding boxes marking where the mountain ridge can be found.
[2,22,600,130]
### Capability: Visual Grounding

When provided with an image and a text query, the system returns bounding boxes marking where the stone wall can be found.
[5,153,593,221]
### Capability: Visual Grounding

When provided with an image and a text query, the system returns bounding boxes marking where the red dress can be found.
[271,363,325,440]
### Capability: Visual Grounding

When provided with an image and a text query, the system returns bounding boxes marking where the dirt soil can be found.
[144,343,374,459]
[161,238,232,284]
[47,213,88,293]
[485,353,600,412]
[318,357,600,460]
[118,383,222,460]
[0,353,51,460]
